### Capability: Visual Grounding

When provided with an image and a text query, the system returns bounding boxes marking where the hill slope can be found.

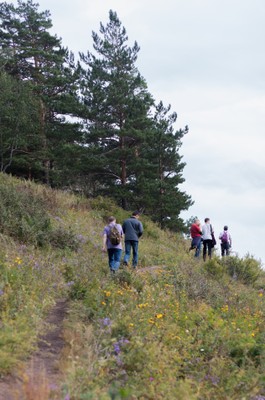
[0,173,264,400]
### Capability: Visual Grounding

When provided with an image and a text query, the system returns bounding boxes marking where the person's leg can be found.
[221,243,225,257]
[113,249,122,271]
[131,241,139,268]
[107,248,115,271]
[225,243,230,256]
[203,240,207,261]
[194,237,201,258]
[207,239,212,259]
[123,241,131,265]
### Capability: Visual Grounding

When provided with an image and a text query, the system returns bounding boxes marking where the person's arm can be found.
[138,222,143,237]
[102,233,107,252]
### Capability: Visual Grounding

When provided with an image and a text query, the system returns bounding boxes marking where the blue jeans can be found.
[191,237,201,257]
[124,240,139,267]
[107,248,122,271]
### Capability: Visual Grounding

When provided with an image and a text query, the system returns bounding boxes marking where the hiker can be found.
[219,225,232,256]
[102,216,123,273]
[202,218,215,261]
[189,219,202,258]
[122,211,143,269]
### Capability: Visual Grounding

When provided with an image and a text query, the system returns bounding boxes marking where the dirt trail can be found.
[0,299,67,400]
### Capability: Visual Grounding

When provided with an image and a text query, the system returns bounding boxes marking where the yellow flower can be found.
[101,301,106,306]
[104,291,111,297]
[138,303,148,309]
[129,323,134,327]
[258,292,263,297]
[148,318,155,324]
[155,313,164,319]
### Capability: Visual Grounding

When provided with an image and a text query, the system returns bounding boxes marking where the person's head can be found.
[195,219,200,226]
[132,210,140,219]
[205,218,210,223]
[108,216,116,224]
[224,225,228,231]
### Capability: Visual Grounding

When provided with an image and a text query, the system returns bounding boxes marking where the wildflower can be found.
[104,291,111,297]
[258,292,263,297]
[114,343,121,354]
[148,318,155,324]
[149,377,154,382]
[101,301,106,306]
[102,317,111,326]
[155,313,164,319]
[129,323,134,327]
[64,394,70,400]
[0,290,4,296]
[66,281,74,286]
[137,303,148,308]
[200,348,205,352]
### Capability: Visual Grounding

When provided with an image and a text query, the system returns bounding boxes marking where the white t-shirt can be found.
[202,223,213,240]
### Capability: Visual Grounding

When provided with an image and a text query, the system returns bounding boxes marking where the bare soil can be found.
[0,299,67,400]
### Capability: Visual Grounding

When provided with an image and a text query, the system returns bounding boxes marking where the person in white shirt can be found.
[201,217,214,261]
[219,225,232,256]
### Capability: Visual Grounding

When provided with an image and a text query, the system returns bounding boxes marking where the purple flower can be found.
[0,290,4,296]
[113,342,121,354]
[64,394,70,400]
[66,281,74,287]
[251,396,265,400]
[103,317,111,326]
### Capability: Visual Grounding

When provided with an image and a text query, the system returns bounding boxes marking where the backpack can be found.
[109,225,121,245]
[221,231,228,243]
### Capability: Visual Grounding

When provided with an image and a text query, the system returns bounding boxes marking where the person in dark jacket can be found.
[122,211,143,269]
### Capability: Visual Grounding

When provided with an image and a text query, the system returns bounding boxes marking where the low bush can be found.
[222,255,262,285]
[0,180,51,246]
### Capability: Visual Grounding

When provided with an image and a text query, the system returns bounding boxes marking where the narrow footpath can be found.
[0,299,67,400]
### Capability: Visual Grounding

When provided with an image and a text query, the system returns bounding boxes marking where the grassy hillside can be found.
[0,173,264,400]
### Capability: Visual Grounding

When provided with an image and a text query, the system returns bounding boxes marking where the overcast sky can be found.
[8,0,265,264]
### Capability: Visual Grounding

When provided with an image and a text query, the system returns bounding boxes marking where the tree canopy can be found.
[0,2,192,232]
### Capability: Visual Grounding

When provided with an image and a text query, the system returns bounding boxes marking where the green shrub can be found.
[223,255,262,285]
[49,226,80,250]
[0,182,51,245]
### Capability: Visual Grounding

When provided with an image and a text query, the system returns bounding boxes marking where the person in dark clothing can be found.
[122,211,143,269]
[219,225,232,257]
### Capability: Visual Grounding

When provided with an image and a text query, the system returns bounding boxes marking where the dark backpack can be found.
[221,231,228,242]
[109,225,121,245]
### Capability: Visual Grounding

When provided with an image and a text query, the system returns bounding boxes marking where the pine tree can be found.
[0,69,40,175]
[79,10,154,208]
[0,0,80,183]
[134,101,193,231]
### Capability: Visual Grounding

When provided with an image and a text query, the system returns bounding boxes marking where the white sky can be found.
[8,0,265,264]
